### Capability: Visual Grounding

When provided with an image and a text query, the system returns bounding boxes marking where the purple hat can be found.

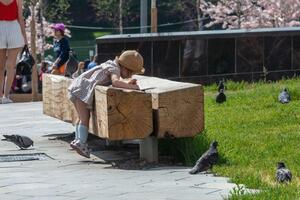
[51,23,65,32]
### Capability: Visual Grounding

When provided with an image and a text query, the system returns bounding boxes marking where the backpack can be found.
[16,45,35,76]
[65,51,79,77]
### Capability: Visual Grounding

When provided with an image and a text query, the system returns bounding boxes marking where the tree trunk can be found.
[119,0,123,34]
[39,0,45,61]
[30,2,38,100]
[196,0,203,31]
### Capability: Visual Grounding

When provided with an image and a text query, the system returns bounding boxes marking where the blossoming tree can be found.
[25,1,71,58]
[200,0,300,29]
[23,0,71,99]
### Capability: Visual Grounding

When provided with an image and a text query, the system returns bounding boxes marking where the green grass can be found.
[159,78,300,199]
[69,29,111,61]
[69,28,110,41]
[93,31,111,38]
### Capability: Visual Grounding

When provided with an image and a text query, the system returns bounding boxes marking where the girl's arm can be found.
[111,74,140,90]
[17,0,27,45]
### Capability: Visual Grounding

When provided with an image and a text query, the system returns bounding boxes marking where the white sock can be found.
[78,124,89,144]
[75,124,79,140]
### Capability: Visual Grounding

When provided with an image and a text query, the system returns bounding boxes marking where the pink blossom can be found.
[25,3,71,56]
[201,0,300,29]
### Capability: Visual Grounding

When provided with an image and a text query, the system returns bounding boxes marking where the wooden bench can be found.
[43,74,204,162]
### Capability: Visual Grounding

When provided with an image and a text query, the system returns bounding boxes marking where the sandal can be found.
[72,141,90,158]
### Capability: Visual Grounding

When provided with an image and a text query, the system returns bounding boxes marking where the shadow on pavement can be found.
[43,132,182,170]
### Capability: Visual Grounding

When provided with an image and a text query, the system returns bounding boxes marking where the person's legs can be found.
[74,98,90,127]
[71,98,91,158]
[74,99,90,144]
[0,49,7,98]
[4,48,21,98]
[70,102,84,145]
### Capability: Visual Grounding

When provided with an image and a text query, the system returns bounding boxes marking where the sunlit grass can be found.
[93,31,111,38]
[159,77,300,199]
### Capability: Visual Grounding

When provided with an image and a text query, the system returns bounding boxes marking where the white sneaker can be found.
[2,97,13,104]
[70,139,79,149]
[72,141,90,158]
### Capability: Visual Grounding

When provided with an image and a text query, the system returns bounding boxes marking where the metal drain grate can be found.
[0,153,53,162]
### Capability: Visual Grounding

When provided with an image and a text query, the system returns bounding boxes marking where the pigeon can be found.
[278,88,291,104]
[2,135,34,149]
[276,162,292,183]
[217,80,225,92]
[216,89,226,103]
[189,141,219,174]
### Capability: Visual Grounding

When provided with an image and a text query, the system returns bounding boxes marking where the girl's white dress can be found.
[68,59,120,107]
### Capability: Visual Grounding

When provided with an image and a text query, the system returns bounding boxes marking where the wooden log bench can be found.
[134,75,204,138]
[43,74,153,140]
[43,74,204,162]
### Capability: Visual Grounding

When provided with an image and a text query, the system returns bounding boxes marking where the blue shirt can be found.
[87,61,97,70]
[53,37,70,67]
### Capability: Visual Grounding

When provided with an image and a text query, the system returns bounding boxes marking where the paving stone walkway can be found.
[0,102,238,200]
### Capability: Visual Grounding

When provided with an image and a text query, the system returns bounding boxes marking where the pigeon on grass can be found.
[2,135,34,149]
[217,80,225,92]
[216,89,226,104]
[276,162,292,183]
[278,88,291,104]
[189,141,218,174]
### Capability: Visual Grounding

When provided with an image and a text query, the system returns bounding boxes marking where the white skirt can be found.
[0,20,25,49]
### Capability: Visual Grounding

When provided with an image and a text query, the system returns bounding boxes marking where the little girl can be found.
[68,50,144,158]
[51,23,70,75]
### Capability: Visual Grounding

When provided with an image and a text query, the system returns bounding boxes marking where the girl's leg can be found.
[0,49,7,97]
[71,102,82,142]
[4,48,21,98]
[74,98,90,127]
[72,98,91,158]
[74,98,90,144]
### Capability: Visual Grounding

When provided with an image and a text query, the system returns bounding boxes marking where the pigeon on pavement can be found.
[276,162,292,183]
[216,89,226,104]
[189,141,219,174]
[278,88,291,104]
[2,135,34,149]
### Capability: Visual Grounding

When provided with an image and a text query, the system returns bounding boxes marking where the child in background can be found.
[84,59,91,70]
[72,62,85,78]
[51,23,70,75]
[68,50,144,158]
[87,54,101,70]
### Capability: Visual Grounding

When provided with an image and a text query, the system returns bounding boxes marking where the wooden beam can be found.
[151,0,157,33]
[42,74,153,140]
[135,75,204,138]
[94,86,153,140]
[43,74,204,140]
[42,74,77,123]
[63,78,78,123]
[42,74,67,120]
